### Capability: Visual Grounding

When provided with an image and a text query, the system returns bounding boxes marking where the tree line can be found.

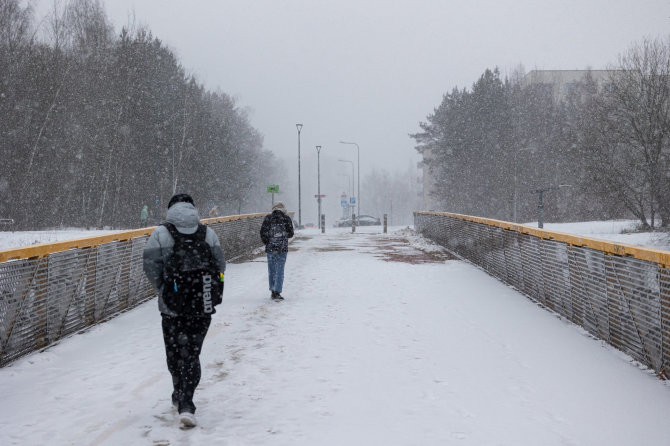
[0,0,280,230]
[362,165,421,226]
[413,36,670,229]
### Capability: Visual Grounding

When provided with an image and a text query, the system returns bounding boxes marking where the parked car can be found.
[333,218,352,228]
[333,215,381,227]
[357,215,381,226]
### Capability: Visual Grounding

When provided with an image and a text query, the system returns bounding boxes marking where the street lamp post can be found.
[296,124,303,227]
[338,159,355,217]
[316,145,323,229]
[532,184,571,228]
[339,141,360,216]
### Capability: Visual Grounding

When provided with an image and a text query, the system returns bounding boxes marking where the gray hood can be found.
[166,202,200,234]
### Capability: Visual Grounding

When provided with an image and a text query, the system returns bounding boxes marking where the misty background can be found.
[3,0,670,229]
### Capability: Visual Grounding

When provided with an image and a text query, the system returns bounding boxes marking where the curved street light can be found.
[339,141,360,215]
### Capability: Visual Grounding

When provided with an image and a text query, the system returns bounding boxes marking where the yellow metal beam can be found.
[414,211,670,268]
[0,213,269,263]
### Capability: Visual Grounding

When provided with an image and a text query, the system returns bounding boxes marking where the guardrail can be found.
[0,213,266,367]
[414,211,670,378]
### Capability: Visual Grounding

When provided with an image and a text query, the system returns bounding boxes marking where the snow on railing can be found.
[414,211,670,379]
[0,213,266,367]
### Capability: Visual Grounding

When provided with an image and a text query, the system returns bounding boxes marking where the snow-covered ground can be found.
[0,228,120,251]
[527,219,670,251]
[1,226,669,445]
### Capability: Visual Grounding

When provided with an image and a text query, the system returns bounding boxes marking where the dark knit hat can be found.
[167,193,194,209]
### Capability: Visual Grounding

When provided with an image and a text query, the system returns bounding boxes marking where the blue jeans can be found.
[267,252,288,293]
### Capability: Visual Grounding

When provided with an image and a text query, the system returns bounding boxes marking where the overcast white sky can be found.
[31,0,670,219]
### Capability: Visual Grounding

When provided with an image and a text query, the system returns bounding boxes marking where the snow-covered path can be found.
[1,227,670,445]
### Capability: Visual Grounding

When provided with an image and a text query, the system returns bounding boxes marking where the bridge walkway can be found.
[1,227,669,445]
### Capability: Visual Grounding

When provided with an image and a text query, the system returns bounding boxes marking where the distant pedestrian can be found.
[260,201,294,301]
[140,204,149,227]
[142,193,226,428]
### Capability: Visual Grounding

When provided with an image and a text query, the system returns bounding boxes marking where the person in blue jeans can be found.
[260,202,294,300]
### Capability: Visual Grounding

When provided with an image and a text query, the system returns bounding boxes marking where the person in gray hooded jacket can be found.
[142,193,225,428]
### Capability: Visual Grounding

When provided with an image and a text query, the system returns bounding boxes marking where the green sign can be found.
[267,184,279,193]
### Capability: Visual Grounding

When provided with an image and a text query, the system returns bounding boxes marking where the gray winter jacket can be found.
[142,202,226,316]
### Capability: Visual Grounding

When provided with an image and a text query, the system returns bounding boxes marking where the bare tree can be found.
[0,0,32,53]
[584,37,670,227]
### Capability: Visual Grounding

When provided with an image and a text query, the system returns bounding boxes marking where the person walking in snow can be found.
[140,204,149,227]
[260,201,294,301]
[142,193,226,428]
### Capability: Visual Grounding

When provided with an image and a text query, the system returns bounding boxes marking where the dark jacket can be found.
[142,202,226,316]
[260,210,294,253]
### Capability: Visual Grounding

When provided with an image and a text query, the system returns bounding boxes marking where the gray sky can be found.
[36,0,670,168]
[32,0,670,220]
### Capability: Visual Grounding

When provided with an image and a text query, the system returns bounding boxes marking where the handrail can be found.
[0,213,268,262]
[415,211,670,267]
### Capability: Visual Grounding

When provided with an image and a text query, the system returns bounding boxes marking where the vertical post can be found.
[321,214,325,233]
[533,184,569,228]
[34,258,49,349]
[538,190,544,229]
[357,144,360,215]
[513,149,518,223]
[660,268,670,378]
[272,192,275,207]
[383,214,387,233]
[352,213,356,233]
[316,145,322,229]
[296,124,303,227]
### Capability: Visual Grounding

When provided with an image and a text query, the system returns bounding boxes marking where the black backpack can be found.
[270,221,287,241]
[267,216,289,252]
[162,223,223,315]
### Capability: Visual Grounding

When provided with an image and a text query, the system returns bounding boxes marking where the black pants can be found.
[161,314,212,413]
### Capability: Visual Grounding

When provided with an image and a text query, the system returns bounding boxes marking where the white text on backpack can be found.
[202,274,213,313]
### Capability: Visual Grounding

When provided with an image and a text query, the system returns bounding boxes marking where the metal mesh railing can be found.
[0,213,266,367]
[415,211,670,378]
